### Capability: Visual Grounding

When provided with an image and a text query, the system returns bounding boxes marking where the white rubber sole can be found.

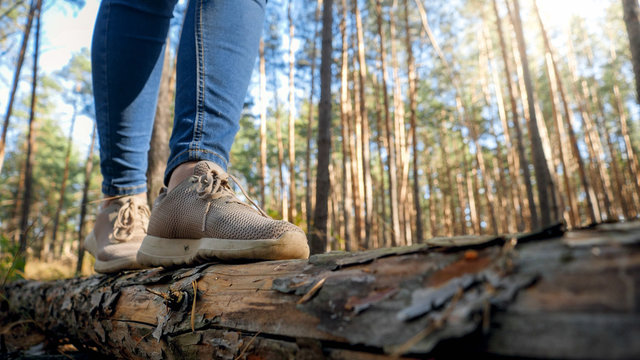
[136,231,310,267]
[84,232,144,274]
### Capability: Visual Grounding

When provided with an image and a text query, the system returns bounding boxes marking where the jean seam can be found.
[103,1,112,182]
[102,182,146,196]
[167,148,228,168]
[191,0,205,159]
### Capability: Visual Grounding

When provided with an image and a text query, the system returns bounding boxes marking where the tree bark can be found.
[509,0,555,228]
[75,125,97,275]
[389,0,409,246]
[259,39,268,210]
[353,0,374,248]
[17,0,41,266]
[339,1,354,251]
[376,0,401,247]
[492,0,536,230]
[0,0,37,175]
[623,0,640,107]
[311,0,333,255]
[147,37,174,206]
[305,0,322,236]
[287,0,296,222]
[403,0,424,244]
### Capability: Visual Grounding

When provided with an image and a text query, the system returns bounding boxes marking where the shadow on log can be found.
[2,222,640,359]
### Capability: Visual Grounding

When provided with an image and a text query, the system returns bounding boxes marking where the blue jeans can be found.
[92,0,265,196]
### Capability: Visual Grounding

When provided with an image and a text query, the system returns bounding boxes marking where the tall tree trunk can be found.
[509,0,555,228]
[47,105,77,260]
[542,52,578,227]
[532,3,596,225]
[623,0,640,107]
[565,38,603,222]
[438,122,456,237]
[305,0,322,236]
[17,0,41,268]
[147,37,174,206]
[427,160,437,237]
[373,77,388,245]
[480,25,517,233]
[311,0,333,255]
[259,39,268,210]
[614,84,640,210]
[582,81,616,220]
[353,0,373,248]
[403,0,423,243]
[0,0,37,175]
[348,33,365,249]
[273,75,287,219]
[375,0,401,247]
[75,125,97,275]
[287,0,296,222]
[389,0,409,245]
[339,1,354,251]
[492,0,536,230]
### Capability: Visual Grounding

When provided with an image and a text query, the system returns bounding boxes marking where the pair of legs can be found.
[88,0,309,273]
[92,0,265,198]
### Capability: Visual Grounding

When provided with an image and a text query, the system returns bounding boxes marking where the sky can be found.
[2,0,612,155]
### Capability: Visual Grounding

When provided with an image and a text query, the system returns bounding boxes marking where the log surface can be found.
[2,222,640,359]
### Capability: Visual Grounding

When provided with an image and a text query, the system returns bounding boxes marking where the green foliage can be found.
[0,234,24,283]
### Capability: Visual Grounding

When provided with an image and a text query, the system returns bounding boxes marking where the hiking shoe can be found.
[136,161,309,267]
[84,195,150,273]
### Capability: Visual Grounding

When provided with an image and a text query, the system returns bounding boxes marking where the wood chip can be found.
[191,280,198,332]
[297,277,326,305]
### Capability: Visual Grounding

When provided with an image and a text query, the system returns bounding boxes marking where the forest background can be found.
[1,0,639,280]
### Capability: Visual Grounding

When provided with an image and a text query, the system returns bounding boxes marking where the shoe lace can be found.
[192,169,269,231]
[113,198,150,242]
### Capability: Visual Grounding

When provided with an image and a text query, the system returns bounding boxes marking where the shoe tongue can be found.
[193,161,226,177]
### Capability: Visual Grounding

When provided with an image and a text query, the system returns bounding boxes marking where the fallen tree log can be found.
[2,222,640,359]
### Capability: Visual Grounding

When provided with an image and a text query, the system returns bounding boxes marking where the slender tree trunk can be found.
[509,0,555,228]
[373,78,388,245]
[480,26,517,233]
[259,39,268,210]
[427,161,437,237]
[388,0,409,245]
[287,0,296,222]
[402,0,423,243]
[492,0,536,230]
[582,81,616,220]
[147,37,174,206]
[348,32,365,249]
[352,0,373,248]
[47,105,77,260]
[17,0,41,266]
[273,72,287,219]
[462,148,480,235]
[623,0,640,107]
[0,0,37,175]
[75,125,97,275]
[542,52,578,227]
[305,0,322,236]
[565,38,603,222]
[375,0,401,247]
[311,0,333,255]
[339,2,354,251]
[614,85,640,209]
[438,122,456,237]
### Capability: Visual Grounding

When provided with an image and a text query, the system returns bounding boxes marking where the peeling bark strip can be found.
[3,223,640,359]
